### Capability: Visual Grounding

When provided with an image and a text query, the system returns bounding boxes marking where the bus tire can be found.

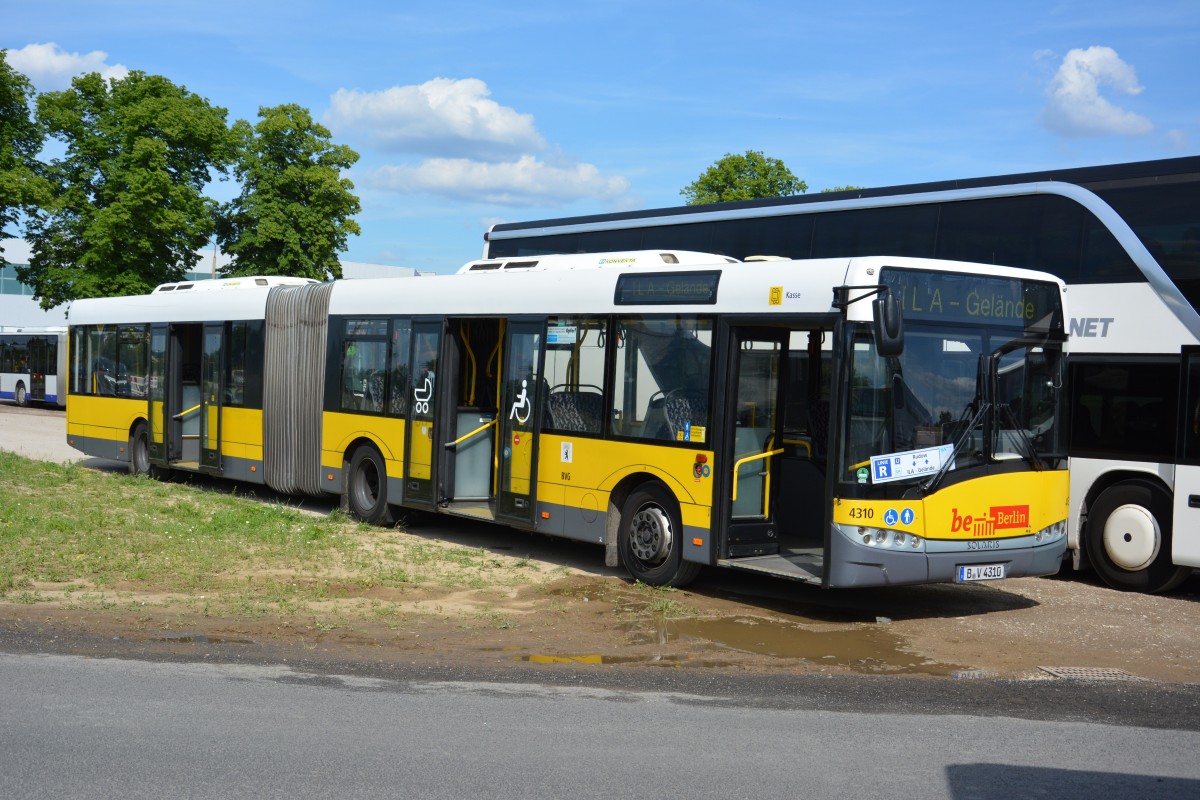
[14,382,27,407]
[129,422,152,477]
[346,445,394,526]
[1085,482,1189,594]
[618,483,701,587]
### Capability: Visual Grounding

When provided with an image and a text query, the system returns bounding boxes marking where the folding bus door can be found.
[199,323,223,471]
[723,328,787,556]
[404,321,442,508]
[496,320,545,529]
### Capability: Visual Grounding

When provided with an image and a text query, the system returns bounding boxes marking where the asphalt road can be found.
[2,650,1199,800]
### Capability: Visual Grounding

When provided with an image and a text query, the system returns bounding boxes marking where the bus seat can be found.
[548,390,604,433]
[665,390,707,442]
[365,370,385,413]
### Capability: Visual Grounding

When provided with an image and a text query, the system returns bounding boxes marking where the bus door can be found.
[1173,347,1200,569]
[148,323,171,463]
[148,323,202,467]
[722,328,788,558]
[404,321,443,509]
[496,320,545,529]
[440,318,503,511]
[199,323,223,472]
[28,336,47,401]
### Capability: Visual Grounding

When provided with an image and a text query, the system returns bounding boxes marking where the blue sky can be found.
[4,0,1198,273]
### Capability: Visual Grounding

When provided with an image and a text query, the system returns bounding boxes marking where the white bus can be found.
[0,327,67,407]
[66,253,1070,590]
[483,156,1200,593]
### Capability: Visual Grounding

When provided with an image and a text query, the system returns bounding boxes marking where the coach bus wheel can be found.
[618,483,701,587]
[1085,482,1189,594]
[129,423,152,476]
[346,445,394,526]
[15,382,27,407]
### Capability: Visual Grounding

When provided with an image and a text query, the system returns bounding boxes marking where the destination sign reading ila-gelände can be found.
[614,271,721,306]
[880,268,1060,329]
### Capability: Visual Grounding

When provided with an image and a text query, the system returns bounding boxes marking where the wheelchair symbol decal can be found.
[509,379,532,425]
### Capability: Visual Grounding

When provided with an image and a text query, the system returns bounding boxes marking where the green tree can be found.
[19,71,236,309]
[821,185,866,193]
[216,104,360,281]
[0,50,46,268]
[680,150,807,205]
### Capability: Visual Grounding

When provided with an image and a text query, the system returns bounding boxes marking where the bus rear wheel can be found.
[1086,482,1189,594]
[15,382,27,407]
[618,483,701,587]
[345,445,394,526]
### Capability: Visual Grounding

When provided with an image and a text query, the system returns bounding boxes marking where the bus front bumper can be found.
[825,522,1067,588]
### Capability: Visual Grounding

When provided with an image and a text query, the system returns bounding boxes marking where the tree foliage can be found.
[680,150,807,205]
[821,185,866,193]
[0,50,46,268]
[18,71,236,309]
[216,105,360,281]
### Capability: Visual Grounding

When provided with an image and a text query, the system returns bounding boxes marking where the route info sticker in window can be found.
[869,444,954,484]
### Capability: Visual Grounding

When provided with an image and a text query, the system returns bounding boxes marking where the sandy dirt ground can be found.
[3,403,1199,683]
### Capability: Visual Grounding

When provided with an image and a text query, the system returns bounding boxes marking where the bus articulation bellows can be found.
[66,253,1069,589]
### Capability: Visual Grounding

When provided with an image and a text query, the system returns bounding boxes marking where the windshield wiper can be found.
[995,403,1046,471]
[915,401,990,496]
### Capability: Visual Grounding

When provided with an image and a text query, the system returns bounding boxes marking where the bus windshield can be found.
[840,273,1067,493]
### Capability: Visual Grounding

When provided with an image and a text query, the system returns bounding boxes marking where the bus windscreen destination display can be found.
[614,271,721,305]
[881,268,1060,330]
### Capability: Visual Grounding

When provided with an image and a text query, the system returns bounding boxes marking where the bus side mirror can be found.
[873,292,904,357]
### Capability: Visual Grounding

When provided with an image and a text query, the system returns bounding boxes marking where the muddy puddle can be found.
[510,613,965,674]
[637,615,963,674]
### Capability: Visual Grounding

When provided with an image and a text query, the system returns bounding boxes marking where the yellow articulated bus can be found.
[66,252,1070,588]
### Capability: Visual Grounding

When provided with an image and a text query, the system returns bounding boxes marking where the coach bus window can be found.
[544,317,606,435]
[813,205,938,260]
[639,222,716,255]
[1097,183,1200,305]
[613,316,712,444]
[1069,360,1178,462]
[1182,355,1200,463]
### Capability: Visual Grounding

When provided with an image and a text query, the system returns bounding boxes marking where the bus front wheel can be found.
[345,445,394,526]
[618,484,701,587]
[1086,482,1189,594]
[14,382,27,407]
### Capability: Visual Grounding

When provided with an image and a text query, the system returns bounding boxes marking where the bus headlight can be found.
[853,526,925,552]
[1033,520,1066,545]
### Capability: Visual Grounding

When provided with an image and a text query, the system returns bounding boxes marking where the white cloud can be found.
[1165,129,1190,151]
[332,77,630,207]
[1040,46,1153,138]
[326,78,546,160]
[365,155,630,206]
[5,42,129,91]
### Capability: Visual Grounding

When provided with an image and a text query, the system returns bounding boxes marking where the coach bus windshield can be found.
[839,271,1067,495]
